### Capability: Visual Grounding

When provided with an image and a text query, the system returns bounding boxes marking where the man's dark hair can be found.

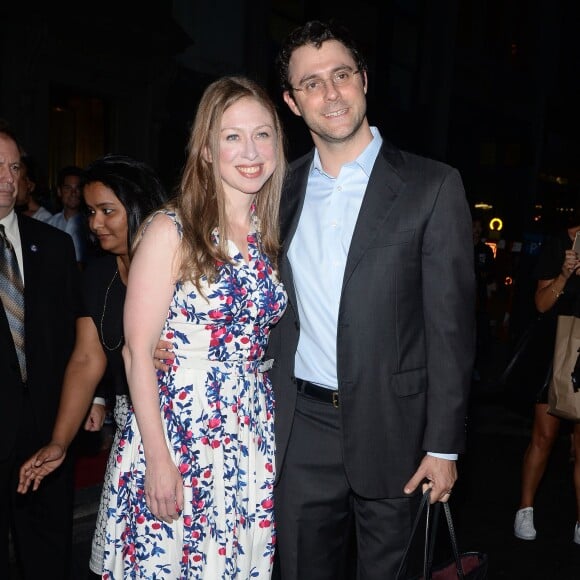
[276,20,368,92]
[56,165,85,187]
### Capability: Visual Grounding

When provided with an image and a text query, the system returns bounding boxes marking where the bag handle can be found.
[396,489,465,580]
[441,499,465,579]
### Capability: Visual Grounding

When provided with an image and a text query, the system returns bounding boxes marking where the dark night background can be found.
[1,0,580,334]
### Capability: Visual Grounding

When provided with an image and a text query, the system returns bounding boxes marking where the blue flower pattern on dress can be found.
[103,210,286,579]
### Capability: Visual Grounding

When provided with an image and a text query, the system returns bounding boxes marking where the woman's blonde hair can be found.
[167,75,286,290]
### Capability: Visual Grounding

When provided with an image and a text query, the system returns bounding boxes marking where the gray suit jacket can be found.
[267,141,476,498]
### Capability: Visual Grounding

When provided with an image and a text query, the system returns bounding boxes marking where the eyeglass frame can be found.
[290,68,362,95]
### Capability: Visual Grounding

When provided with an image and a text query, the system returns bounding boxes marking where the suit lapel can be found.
[17,216,42,324]
[279,152,313,312]
[280,144,405,305]
[342,145,405,290]
[281,152,313,249]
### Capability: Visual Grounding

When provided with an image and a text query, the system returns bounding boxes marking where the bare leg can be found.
[519,404,561,508]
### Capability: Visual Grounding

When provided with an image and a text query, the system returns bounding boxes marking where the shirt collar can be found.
[0,210,18,239]
[311,126,383,178]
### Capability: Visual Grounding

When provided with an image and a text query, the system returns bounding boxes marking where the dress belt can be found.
[296,379,339,408]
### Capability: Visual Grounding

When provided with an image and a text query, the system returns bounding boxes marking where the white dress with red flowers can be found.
[102,210,286,579]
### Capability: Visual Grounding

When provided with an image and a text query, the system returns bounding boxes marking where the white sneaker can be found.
[574,522,580,545]
[514,507,536,540]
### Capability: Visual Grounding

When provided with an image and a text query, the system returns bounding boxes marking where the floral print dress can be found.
[102,210,287,579]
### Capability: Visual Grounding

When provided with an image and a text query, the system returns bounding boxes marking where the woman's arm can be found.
[123,213,183,523]
[535,249,580,313]
[18,316,107,492]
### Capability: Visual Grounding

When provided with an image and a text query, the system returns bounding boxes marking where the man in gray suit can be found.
[0,122,79,579]
[268,20,475,579]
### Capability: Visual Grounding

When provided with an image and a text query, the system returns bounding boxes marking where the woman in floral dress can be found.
[102,76,287,579]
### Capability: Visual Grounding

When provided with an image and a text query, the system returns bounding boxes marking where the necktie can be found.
[0,224,26,382]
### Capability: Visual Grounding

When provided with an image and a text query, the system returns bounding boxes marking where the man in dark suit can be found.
[0,123,79,579]
[268,21,475,579]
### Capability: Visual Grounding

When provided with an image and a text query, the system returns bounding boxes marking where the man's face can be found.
[58,174,82,211]
[283,39,368,147]
[0,134,20,219]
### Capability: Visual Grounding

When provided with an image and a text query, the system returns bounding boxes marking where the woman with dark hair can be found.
[102,76,287,578]
[17,154,167,578]
[514,211,580,544]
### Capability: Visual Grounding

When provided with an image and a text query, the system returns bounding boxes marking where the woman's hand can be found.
[561,249,580,279]
[17,443,67,493]
[144,456,184,523]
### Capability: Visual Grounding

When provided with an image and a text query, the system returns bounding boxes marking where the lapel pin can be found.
[30,244,38,252]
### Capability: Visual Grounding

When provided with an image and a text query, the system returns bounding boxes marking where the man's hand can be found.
[17,443,67,494]
[84,403,106,431]
[403,455,457,503]
[154,339,175,372]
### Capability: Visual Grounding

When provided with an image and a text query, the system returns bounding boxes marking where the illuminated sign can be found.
[489,218,503,231]
[485,242,497,258]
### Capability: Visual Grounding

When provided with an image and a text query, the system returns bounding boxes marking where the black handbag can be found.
[396,490,488,580]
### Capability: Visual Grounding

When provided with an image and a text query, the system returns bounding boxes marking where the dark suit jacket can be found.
[0,214,79,459]
[267,142,476,498]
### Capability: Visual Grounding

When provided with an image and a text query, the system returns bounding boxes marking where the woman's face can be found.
[84,181,129,256]
[217,96,277,201]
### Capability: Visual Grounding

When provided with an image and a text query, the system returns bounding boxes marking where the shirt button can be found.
[337,186,342,191]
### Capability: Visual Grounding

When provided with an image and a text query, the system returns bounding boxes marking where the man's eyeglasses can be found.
[291,69,361,96]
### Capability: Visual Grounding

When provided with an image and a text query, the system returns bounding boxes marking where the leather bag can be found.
[396,490,488,580]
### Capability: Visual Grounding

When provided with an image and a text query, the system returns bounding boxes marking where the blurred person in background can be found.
[49,165,90,268]
[514,211,580,545]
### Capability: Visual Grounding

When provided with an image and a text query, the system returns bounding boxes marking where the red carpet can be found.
[73,428,113,489]
[74,447,109,489]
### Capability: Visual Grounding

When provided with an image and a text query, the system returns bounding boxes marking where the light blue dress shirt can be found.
[288,127,382,390]
[48,211,87,262]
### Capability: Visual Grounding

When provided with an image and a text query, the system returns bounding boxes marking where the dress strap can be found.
[139,209,183,241]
